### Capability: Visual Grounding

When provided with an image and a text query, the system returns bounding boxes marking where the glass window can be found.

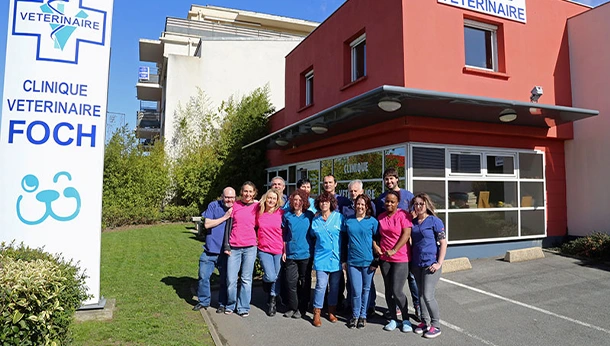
[448,181,517,209]
[521,210,545,236]
[385,147,406,178]
[362,181,384,201]
[305,70,314,106]
[449,211,518,241]
[487,155,514,175]
[520,182,544,208]
[336,183,350,199]
[288,166,296,184]
[413,180,446,210]
[351,34,366,81]
[413,147,445,177]
[308,170,320,196]
[464,20,497,71]
[519,153,543,179]
[334,151,382,181]
[451,153,481,174]
[278,170,288,183]
[321,159,333,178]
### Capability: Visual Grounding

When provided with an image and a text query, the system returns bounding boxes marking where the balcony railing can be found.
[164,17,307,40]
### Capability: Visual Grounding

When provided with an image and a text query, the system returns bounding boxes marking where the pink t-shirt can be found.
[256,208,284,255]
[229,201,259,247]
[378,209,413,262]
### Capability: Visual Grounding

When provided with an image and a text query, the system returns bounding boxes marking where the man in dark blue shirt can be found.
[193,187,235,313]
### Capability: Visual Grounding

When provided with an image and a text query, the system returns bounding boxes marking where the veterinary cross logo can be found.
[12,0,107,64]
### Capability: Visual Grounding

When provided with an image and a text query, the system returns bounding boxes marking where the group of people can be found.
[193,168,447,339]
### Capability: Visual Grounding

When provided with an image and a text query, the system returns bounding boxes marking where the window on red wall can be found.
[305,70,314,106]
[464,19,498,71]
[350,33,366,81]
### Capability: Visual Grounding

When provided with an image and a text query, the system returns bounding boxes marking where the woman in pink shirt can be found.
[374,190,413,332]
[224,182,259,317]
[256,188,285,317]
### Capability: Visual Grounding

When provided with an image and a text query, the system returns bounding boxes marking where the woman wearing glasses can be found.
[409,193,447,339]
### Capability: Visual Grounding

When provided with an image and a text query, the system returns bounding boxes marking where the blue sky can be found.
[0,0,608,133]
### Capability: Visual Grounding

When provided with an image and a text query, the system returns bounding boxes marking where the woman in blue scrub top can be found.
[410,193,447,339]
[282,189,314,319]
[309,191,344,327]
[342,194,378,329]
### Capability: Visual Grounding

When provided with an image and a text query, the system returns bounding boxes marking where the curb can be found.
[200,308,224,346]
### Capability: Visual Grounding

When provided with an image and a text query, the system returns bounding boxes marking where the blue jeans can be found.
[348,265,375,319]
[226,246,257,314]
[313,270,341,309]
[197,251,227,307]
[257,250,282,296]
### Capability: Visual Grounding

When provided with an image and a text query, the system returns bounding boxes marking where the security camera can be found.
[530,86,543,103]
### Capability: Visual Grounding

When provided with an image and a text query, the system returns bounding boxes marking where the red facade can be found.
[267,0,590,239]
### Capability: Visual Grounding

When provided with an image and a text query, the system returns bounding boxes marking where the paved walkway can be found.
[199,252,610,346]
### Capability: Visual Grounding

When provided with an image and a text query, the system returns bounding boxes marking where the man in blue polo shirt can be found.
[374,167,421,321]
[193,187,235,313]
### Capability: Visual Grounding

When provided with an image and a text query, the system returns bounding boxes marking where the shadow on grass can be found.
[161,276,199,306]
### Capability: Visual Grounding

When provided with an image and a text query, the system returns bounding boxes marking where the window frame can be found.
[305,70,314,106]
[464,19,499,72]
[350,33,366,82]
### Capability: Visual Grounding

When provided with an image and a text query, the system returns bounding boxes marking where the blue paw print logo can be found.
[16,172,81,225]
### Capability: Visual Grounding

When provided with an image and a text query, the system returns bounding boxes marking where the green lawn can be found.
[71,223,213,346]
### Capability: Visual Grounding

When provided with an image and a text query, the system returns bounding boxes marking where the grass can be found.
[71,223,213,346]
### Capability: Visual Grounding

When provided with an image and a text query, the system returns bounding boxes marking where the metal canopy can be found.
[243,85,598,149]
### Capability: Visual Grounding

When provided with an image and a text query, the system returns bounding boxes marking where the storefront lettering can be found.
[344,162,369,174]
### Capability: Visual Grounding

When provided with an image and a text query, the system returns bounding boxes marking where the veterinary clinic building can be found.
[245,0,601,259]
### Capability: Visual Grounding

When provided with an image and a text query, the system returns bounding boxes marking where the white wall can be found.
[566,4,610,236]
[162,39,300,153]
[198,39,299,112]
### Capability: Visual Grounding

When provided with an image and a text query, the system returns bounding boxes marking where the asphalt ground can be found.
[200,252,610,346]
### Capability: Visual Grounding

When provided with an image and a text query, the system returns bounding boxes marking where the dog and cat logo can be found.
[12,0,107,64]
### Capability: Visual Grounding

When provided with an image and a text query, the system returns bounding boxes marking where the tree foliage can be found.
[101,86,272,227]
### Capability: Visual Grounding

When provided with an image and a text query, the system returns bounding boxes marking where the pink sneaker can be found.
[413,322,427,335]
[424,326,441,339]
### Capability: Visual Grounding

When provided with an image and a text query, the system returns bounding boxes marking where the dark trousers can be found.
[283,258,312,313]
[380,261,410,320]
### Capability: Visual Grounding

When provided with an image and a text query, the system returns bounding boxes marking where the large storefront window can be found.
[266,143,546,244]
[410,144,546,243]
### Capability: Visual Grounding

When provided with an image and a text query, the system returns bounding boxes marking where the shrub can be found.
[0,242,89,346]
[561,232,610,261]
[161,204,200,222]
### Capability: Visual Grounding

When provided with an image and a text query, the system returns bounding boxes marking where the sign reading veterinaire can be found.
[438,0,527,23]
[0,0,114,306]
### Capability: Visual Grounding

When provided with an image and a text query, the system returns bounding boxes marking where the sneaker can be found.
[383,320,398,331]
[357,318,366,329]
[413,322,427,335]
[216,306,225,314]
[347,318,357,329]
[224,309,233,315]
[238,311,249,318]
[192,303,208,311]
[424,326,441,339]
[401,320,413,333]
[283,310,295,318]
[291,310,301,319]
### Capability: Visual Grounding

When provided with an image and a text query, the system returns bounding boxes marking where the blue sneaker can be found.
[383,320,398,331]
[401,320,413,333]
[424,326,441,339]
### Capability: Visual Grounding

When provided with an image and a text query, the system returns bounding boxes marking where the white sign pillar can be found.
[0,0,114,306]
